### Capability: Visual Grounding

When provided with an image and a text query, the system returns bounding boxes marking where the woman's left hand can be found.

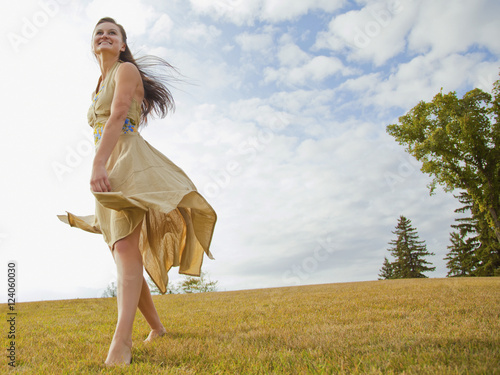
[90,163,112,192]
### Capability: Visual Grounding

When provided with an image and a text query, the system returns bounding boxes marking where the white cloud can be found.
[85,0,157,38]
[143,44,242,99]
[235,31,273,52]
[150,13,174,42]
[315,0,500,67]
[188,0,260,26]
[260,0,346,23]
[314,0,417,65]
[265,54,355,87]
[222,44,235,52]
[407,0,500,58]
[262,28,358,89]
[339,52,498,110]
[179,22,221,44]
[189,0,345,25]
[277,42,310,67]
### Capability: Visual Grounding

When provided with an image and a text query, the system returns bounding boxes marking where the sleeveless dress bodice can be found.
[87,60,142,144]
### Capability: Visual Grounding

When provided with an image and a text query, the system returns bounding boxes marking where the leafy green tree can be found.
[384,216,435,279]
[101,281,117,298]
[378,257,394,280]
[178,272,218,293]
[145,273,219,294]
[386,79,500,245]
[104,273,219,298]
[146,276,178,295]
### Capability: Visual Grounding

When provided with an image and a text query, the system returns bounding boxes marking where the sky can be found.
[1,0,499,302]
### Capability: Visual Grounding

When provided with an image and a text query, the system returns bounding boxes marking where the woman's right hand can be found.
[90,163,112,192]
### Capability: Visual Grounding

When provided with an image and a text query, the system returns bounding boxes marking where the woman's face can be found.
[93,22,125,58]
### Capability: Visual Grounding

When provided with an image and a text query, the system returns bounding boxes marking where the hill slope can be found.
[2,278,499,374]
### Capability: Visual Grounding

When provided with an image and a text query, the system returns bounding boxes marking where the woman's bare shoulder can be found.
[115,61,141,81]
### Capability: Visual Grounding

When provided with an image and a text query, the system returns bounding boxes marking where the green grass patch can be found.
[2,278,499,374]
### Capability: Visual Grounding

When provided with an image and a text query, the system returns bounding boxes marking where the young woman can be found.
[58,17,217,366]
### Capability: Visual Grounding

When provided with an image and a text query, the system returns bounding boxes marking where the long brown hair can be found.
[93,17,176,125]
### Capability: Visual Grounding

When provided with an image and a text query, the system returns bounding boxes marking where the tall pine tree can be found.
[445,192,500,276]
[445,231,477,277]
[380,216,436,279]
[444,192,479,276]
[378,257,394,280]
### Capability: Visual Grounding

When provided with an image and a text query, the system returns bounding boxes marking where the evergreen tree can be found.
[444,191,500,276]
[378,257,394,280]
[445,192,479,276]
[385,216,435,278]
[445,231,477,277]
[474,216,500,276]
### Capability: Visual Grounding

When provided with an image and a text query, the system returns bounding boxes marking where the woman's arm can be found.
[90,62,141,193]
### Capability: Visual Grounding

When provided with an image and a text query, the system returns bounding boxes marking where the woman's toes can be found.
[144,328,167,343]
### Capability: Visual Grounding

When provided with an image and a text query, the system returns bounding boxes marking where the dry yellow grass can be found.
[2,277,499,374]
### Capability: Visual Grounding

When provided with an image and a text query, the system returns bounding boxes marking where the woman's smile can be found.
[93,23,123,54]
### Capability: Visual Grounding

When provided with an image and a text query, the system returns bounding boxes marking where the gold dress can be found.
[58,60,217,294]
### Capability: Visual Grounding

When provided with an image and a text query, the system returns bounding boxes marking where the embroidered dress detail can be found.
[93,85,104,103]
[94,122,103,144]
[123,118,137,134]
[93,118,137,144]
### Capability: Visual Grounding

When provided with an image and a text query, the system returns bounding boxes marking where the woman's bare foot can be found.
[105,338,133,366]
[144,327,167,343]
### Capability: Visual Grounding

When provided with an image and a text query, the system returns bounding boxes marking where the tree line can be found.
[380,75,499,279]
[102,272,218,297]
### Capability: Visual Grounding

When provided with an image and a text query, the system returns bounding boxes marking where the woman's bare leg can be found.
[137,278,167,342]
[105,222,143,366]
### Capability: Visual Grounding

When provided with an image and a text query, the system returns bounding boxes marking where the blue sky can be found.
[1,0,499,302]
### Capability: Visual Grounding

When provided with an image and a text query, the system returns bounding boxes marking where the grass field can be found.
[2,277,499,374]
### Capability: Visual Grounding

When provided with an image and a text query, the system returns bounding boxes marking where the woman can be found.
[58,17,217,366]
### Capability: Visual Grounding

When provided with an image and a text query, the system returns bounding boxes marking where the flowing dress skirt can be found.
[58,131,217,294]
